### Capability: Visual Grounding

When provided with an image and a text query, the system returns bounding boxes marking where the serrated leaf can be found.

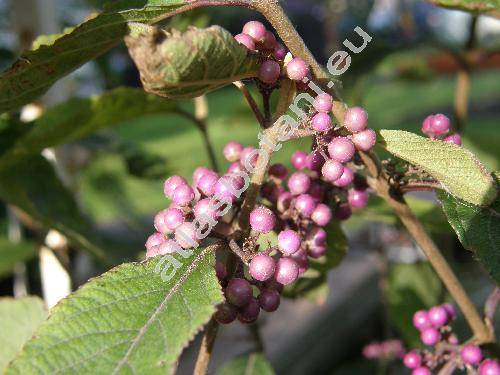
[218,353,275,375]
[0,156,106,259]
[0,1,193,113]
[438,172,500,284]
[7,247,224,374]
[0,237,37,277]
[0,297,47,372]
[0,88,179,170]
[429,0,500,14]
[125,25,260,99]
[379,130,497,206]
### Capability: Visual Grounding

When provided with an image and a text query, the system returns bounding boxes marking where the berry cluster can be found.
[402,304,499,374]
[421,114,461,146]
[363,339,405,361]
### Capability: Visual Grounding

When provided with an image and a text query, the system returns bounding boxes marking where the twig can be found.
[234,81,266,128]
[399,181,443,193]
[193,318,219,375]
[485,287,500,322]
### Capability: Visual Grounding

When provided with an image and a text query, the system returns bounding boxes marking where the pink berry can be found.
[241,146,258,167]
[288,172,311,195]
[226,278,253,307]
[145,232,165,251]
[311,203,332,226]
[344,107,368,133]
[237,297,260,323]
[198,172,219,196]
[164,207,185,231]
[258,289,280,312]
[321,159,344,182]
[228,162,244,174]
[313,93,333,113]
[412,367,431,375]
[259,60,281,84]
[421,328,441,346]
[291,150,308,170]
[352,128,377,151]
[444,133,462,146]
[295,194,316,217]
[335,203,352,220]
[333,167,354,188]
[249,206,276,233]
[274,257,299,285]
[479,359,500,375]
[174,222,199,249]
[269,163,288,180]
[154,210,171,234]
[214,174,244,202]
[242,20,267,42]
[277,191,293,212]
[214,303,237,324]
[308,244,326,258]
[311,112,332,132]
[348,188,369,209]
[430,114,450,135]
[306,150,325,172]
[172,184,195,206]
[442,303,456,320]
[156,239,181,255]
[461,344,483,365]
[328,136,356,163]
[306,227,327,247]
[428,306,448,328]
[278,229,301,255]
[422,115,433,136]
[163,175,188,199]
[413,310,431,331]
[273,42,287,60]
[404,351,422,369]
[262,30,276,49]
[194,198,218,225]
[223,141,243,162]
[234,33,255,50]
[193,167,211,186]
[286,58,309,81]
[290,249,309,274]
[249,253,276,281]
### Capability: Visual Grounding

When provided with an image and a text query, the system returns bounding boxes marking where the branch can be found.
[233,81,266,128]
[193,318,219,375]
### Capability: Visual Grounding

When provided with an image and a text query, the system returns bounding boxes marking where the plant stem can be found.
[193,318,219,375]
[234,81,266,128]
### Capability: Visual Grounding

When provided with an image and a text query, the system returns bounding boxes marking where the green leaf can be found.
[0,1,193,113]
[0,88,178,170]
[0,297,47,372]
[386,262,442,347]
[438,172,500,284]
[125,25,260,99]
[218,353,275,375]
[428,0,500,14]
[0,156,106,259]
[379,130,497,206]
[7,247,224,374]
[0,237,37,277]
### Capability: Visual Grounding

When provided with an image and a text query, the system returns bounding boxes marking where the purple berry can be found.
[237,297,260,323]
[306,227,327,247]
[461,344,483,365]
[306,150,325,172]
[274,257,299,285]
[321,159,344,182]
[234,33,255,50]
[273,42,286,60]
[249,253,276,281]
[311,112,332,132]
[145,232,164,251]
[311,203,332,226]
[328,137,356,163]
[258,289,280,312]
[277,191,293,212]
[479,359,500,375]
[404,351,422,369]
[249,206,276,233]
[174,222,199,249]
[163,175,188,199]
[226,278,253,307]
[344,107,368,133]
[288,172,311,195]
[241,146,258,167]
[242,20,267,42]
[413,310,431,331]
[430,114,450,135]
[278,229,301,255]
[228,162,244,174]
[259,60,281,84]
[444,133,462,146]
[223,141,243,162]
[442,303,456,320]
[269,163,288,180]
[348,188,369,209]
[291,150,308,170]
[421,328,441,346]
[172,184,195,206]
[307,182,325,202]
[333,166,354,188]
[428,305,449,328]
[295,194,316,217]
[215,261,227,281]
[164,207,185,231]
[194,198,218,225]
[290,249,309,274]
[412,367,431,375]
[214,303,237,324]
[352,128,377,152]
[335,203,352,221]
[313,93,333,113]
[262,30,276,49]
[198,172,219,196]
[308,244,327,258]
[286,58,309,81]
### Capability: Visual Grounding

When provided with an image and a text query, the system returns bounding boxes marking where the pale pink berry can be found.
[156,239,181,255]
[321,159,344,182]
[328,136,356,163]
[348,188,369,209]
[273,42,287,60]
[311,203,332,226]
[444,133,462,146]
[430,114,450,135]
[154,210,170,234]
[174,222,199,249]
[194,198,218,225]
[234,33,255,50]
[269,163,288,180]
[163,207,185,231]
[249,253,276,281]
[428,305,448,328]
[344,106,368,133]
[193,167,212,186]
[404,351,422,369]
[295,194,316,217]
[286,58,309,81]
[479,359,500,375]
[262,30,276,49]
[306,150,325,172]
[306,227,327,246]
[259,60,281,84]
[421,328,441,346]
[288,172,311,195]
[172,184,194,206]
[335,203,352,220]
[198,172,219,196]
[214,174,244,201]
[278,229,301,255]
[333,166,354,188]
[461,344,483,365]
[274,257,299,285]
[313,93,333,113]
[352,129,377,151]
[412,367,431,375]
[311,112,332,132]
[164,175,188,199]
[242,20,267,42]
[413,310,431,331]
[291,150,308,170]
[249,206,276,233]
[145,232,164,251]
[223,141,243,162]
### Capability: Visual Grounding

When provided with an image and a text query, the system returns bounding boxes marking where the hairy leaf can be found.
[0,297,47,372]
[429,0,500,14]
[0,237,37,277]
[218,353,275,375]
[379,130,497,206]
[0,88,178,170]
[125,25,260,98]
[438,172,500,284]
[7,248,223,374]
